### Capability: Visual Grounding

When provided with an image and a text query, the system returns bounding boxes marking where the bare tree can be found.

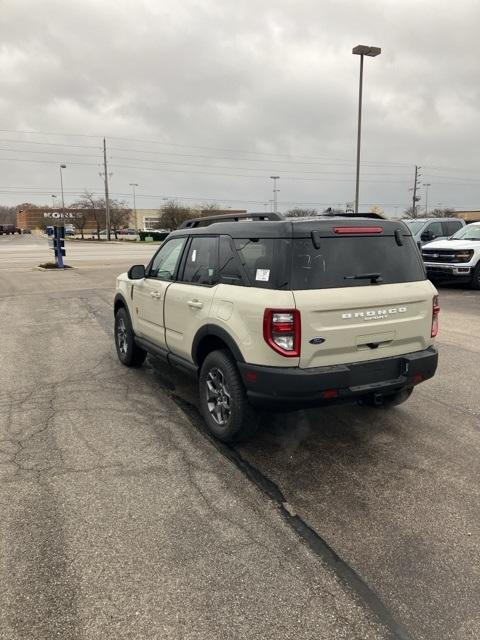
[285,207,318,218]
[198,202,225,217]
[403,205,418,219]
[156,200,193,230]
[73,191,105,239]
[109,199,131,238]
[71,206,89,239]
[427,208,455,218]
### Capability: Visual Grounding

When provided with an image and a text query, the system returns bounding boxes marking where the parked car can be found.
[0,224,21,235]
[422,221,480,289]
[403,218,465,247]
[118,228,138,235]
[113,213,439,442]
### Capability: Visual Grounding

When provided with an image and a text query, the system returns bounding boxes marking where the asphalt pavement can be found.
[0,235,478,640]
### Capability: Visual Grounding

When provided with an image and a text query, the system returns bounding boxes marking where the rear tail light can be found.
[431,295,440,337]
[263,309,301,357]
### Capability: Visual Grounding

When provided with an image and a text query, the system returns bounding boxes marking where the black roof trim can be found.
[166,216,412,240]
[179,212,283,228]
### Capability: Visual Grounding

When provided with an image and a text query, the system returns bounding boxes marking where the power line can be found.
[2,129,480,177]
[0,127,419,166]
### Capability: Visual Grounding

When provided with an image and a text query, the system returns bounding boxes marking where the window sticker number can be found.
[191,249,197,262]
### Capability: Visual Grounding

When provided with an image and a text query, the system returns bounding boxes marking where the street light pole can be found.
[352,45,381,214]
[423,183,431,216]
[51,195,57,208]
[59,164,67,216]
[129,183,139,229]
[270,176,280,213]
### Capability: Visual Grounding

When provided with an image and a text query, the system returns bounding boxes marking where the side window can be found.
[426,221,443,238]
[443,221,462,236]
[218,236,245,285]
[149,237,186,280]
[182,236,219,286]
[234,238,275,288]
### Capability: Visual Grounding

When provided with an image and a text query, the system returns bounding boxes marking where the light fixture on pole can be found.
[352,45,381,214]
[59,164,67,217]
[51,194,57,208]
[423,183,431,215]
[129,183,139,229]
[270,176,280,213]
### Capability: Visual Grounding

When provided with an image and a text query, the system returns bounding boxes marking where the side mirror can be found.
[421,230,432,242]
[128,264,146,279]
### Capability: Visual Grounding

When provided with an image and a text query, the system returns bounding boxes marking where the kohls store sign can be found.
[44,212,78,219]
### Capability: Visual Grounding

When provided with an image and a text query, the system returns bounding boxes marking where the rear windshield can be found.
[291,236,425,289]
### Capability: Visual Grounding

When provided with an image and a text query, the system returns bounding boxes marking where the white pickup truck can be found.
[422,222,480,289]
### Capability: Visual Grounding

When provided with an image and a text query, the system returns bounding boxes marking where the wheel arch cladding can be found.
[192,325,245,367]
[114,293,128,316]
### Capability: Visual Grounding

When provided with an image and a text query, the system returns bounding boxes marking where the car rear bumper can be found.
[238,346,438,408]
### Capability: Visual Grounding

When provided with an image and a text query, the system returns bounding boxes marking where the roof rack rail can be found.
[321,212,386,220]
[179,212,284,228]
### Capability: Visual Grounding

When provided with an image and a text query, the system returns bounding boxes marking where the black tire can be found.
[471,263,480,290]
[199,349,259,443]
[114,307,147,367]
[362,387,414,408]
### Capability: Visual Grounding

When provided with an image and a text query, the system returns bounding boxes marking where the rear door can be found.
[291,231,436,368]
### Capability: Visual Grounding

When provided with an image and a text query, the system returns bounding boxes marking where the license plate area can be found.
[349,358,402,387]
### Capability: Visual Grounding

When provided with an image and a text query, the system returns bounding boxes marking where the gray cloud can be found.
[1,0,479,214]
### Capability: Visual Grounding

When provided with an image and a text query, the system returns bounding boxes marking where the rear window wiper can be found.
[344,272,383,284]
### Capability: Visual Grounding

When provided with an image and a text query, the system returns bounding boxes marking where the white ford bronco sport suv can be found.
[422,221,480,289]
[114,212,439,442]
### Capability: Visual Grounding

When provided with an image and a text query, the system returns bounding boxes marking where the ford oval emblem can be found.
[309,337,326,345]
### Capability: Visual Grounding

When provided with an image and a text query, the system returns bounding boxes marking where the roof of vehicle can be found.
[168,215,413,240]
[403,217,464,223]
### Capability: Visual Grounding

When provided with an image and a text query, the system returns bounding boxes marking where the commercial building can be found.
[17,204,249,233]
[17,205,105,233]
[452,210,480,223]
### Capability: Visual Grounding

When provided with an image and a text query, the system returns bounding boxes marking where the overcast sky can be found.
[1,0,480,216]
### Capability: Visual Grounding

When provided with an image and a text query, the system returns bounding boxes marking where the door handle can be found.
[150,290,161,299]
[187,299,203,309]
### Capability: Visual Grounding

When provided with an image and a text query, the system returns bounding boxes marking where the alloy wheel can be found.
[116,317,128,356]
[206,367,231,426]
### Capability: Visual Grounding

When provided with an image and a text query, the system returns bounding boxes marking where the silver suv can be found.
[403,217,465,246]
[114,213,439,442]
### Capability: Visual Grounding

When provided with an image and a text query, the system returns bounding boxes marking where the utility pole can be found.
[270,176,280,213]
[423,183,431,216]
[411,165,422,218]
[103,138,111,241]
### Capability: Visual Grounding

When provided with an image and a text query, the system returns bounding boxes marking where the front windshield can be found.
[451,225,480,240]
[403,220,425,234]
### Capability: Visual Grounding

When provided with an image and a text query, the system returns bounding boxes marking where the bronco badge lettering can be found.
[342,306,407,320]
